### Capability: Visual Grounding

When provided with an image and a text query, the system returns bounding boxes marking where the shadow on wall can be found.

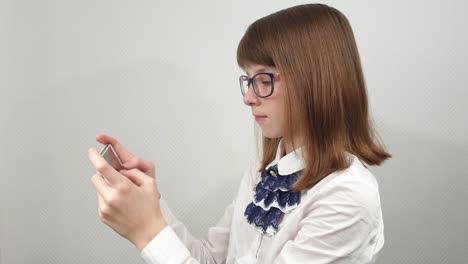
[369,122,467,264]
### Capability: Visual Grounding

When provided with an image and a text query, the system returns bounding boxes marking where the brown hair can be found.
[236,3,392,192]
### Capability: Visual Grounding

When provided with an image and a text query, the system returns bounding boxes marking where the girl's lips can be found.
[255,116,267,122]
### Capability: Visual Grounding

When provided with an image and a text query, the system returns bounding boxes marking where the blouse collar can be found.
[266,138,305,176]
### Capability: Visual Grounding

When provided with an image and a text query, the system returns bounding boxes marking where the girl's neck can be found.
[281,138,302,158]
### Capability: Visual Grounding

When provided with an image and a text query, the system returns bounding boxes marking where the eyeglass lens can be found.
[240,73,273,97]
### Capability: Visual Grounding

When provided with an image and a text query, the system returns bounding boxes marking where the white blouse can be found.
[140,140,385,263]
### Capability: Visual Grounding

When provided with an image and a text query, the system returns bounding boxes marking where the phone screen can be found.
[99,144,124,171]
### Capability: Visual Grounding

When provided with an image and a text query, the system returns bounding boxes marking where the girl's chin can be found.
[260,130,282,139]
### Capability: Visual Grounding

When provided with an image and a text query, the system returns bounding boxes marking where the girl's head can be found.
[237,3,391,192]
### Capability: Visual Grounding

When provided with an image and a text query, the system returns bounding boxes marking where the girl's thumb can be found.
[122,157,137,169]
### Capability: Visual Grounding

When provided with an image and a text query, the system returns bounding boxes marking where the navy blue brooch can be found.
[244,164,302,236]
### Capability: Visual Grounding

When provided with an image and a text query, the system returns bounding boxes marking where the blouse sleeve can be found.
[273,177,383,264]
[139,195,236,264]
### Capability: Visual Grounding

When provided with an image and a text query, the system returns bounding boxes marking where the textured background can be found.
[1,0,466,263]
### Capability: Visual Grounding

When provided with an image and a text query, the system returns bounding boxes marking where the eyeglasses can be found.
[239,72,280,98]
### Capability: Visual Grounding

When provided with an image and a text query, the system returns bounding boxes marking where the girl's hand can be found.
[96,134,155,178]
[88,148,167,252]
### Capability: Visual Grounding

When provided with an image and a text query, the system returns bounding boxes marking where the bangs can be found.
[236,20,275,72]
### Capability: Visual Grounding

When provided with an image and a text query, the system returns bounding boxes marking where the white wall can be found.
[1,0,466,263]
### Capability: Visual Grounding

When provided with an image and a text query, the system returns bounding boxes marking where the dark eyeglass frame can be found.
[239,72,280,98]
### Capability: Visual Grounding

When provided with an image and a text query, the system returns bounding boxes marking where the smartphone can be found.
[99,144,124,171]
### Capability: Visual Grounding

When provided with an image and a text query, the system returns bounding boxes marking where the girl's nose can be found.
[243,86,259,106]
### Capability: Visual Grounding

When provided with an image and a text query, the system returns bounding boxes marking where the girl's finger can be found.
[120,169,146,187]
[96,134,134,163]
[97,192,106,209]
[97,192,104,204]
[88,148,127,186]
[97,192,114,224]
[122,156,155,173]
[91,172,113,201]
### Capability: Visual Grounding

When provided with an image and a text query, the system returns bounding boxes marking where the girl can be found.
[88,3,391,263]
